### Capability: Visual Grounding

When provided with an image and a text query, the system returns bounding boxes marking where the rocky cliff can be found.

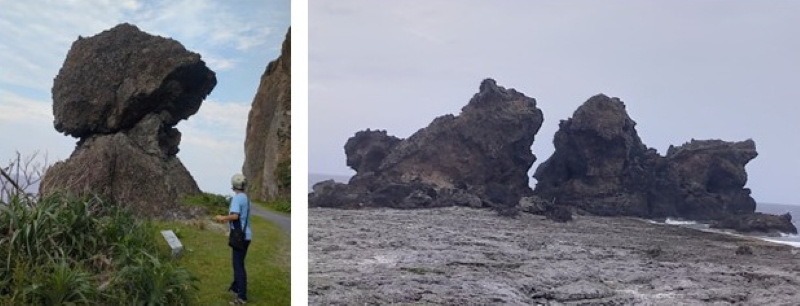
[309,79,544,210]
[309,81,794,233]
[40,23,215,219]
[243,28,291,202]
[533,95,661,217]
[533,95,794,233]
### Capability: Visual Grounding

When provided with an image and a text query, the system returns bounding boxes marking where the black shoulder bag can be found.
[228,199,250,251]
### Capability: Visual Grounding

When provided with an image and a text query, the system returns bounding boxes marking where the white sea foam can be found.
[760,238,800,248]
[664,218,700,225]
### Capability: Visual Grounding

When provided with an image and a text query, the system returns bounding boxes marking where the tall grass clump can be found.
[0,193,197,305]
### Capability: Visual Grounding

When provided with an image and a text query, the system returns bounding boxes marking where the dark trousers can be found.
[229,240,251,300]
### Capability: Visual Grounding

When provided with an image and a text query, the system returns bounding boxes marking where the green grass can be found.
[254,198,291,215]
[183,193,230,216]
[153,215,290,305]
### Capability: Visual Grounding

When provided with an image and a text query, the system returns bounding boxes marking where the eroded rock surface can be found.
[41,23,214,218]
[310,207,800,305]
[533,94,661,218]
[665,139,758,220]
[243,28,291,202]
[532,95,788,233]
[309,79,544,210]
[52,23,215,138]
[712,212,797,235]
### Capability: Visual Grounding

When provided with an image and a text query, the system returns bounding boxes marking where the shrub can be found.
[0,193,197,304]
[183,192,230,216]
[265,198,291,214]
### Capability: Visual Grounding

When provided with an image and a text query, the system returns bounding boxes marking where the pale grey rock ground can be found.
[309,207,800,305]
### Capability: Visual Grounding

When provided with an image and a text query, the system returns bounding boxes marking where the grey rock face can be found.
[242,28,291,202]
[310,207,800,305]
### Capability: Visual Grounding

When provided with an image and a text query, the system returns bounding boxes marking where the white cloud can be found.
[0,0,287,92]
[202,54,238,71]
[178,99,251,194]
[0,89,51,122]
[122,0,142,11]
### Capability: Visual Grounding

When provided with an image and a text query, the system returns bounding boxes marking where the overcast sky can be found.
[0,0,289,196]
[309,1,800,205]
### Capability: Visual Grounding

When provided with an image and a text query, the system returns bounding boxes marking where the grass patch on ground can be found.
[153,215,290,305]
[253,198,291,215]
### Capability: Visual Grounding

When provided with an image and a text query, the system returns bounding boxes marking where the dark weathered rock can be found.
[665,139,758,220]
[545,206,573,223]
[712,212,797,235]
[243,28,291,202]
[437,188,483,208]
[42,23,213,218]
[52,23,216,138]
[532,94,785,231]
[308,180,366,208]
[344,129,401,174]
[533,95,659,217]
[519,196,551,215]
[309,79,544,210]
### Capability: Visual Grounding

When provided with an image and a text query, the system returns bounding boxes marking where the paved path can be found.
[251,204,291,234]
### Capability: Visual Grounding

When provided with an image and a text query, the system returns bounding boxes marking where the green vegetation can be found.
[257,198,291,215]
[275,160,291,191]
[183,192,231,216]
[153,216,290,305]
[0,194,196,305]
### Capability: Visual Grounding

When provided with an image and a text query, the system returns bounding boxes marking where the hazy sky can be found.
[0,0,289,195]
[309,1,800,205]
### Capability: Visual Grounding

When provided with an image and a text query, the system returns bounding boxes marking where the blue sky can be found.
[309,1,800,205]
[0,0,289,195]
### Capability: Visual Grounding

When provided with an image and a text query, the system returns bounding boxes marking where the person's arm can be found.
[214,213,239,223]
[215,195,243,223]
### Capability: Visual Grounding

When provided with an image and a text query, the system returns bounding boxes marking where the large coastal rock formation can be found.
[309,79,544,210]
[663,139,758,220]
[533,95,794,233]
[532,95,663,217]
[41,23,215,218]
[243,28,291,202]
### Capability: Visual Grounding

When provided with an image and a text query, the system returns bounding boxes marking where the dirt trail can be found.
[309,207,800,305]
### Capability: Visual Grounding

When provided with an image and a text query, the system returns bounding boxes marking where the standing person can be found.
[215,173,252,305]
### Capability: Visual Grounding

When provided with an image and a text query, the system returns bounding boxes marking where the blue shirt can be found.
[229,193,252,241]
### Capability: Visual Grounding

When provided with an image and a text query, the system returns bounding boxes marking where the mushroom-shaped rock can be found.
[52,23,216,138]
[41,23,214,219]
